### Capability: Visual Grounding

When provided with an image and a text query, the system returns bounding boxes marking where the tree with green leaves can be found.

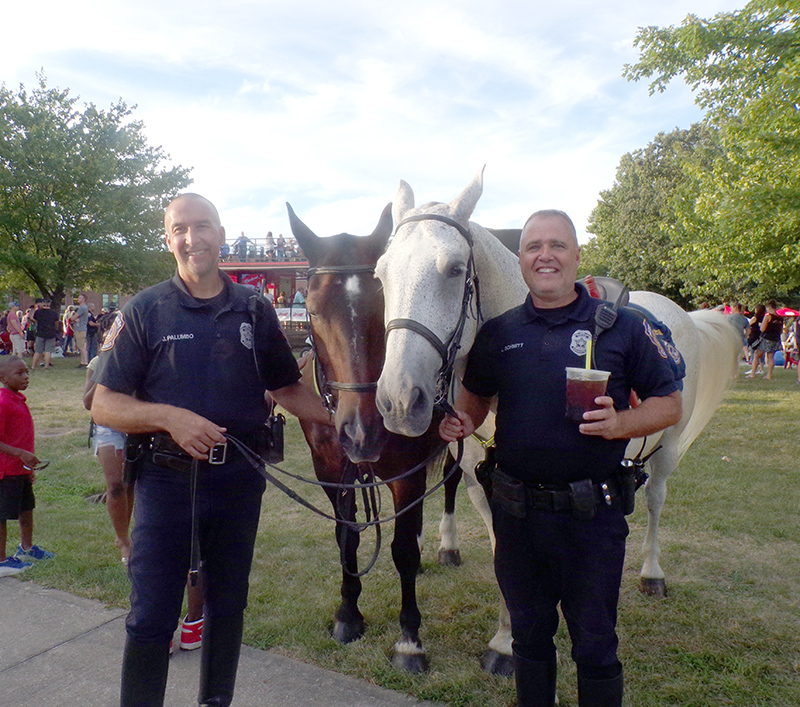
[624,0,800,302]
[583,125,720,308]
[0,74,192,306]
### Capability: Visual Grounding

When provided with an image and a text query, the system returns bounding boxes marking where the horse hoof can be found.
[480,649,514,677]
[437,549,462,567]
[640,577,668,598]
[390,647,429,674]
[331,619,364,644]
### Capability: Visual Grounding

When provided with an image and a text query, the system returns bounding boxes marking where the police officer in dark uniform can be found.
[440,210,682,707]
[92,193,333,707]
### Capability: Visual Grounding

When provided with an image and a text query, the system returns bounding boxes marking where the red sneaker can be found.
[180,615,203,650]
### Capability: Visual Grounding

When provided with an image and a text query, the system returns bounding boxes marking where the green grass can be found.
[11,356,800,706]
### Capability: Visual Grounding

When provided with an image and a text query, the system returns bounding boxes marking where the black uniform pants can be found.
[125,457,266,643]
[492,498,628,672]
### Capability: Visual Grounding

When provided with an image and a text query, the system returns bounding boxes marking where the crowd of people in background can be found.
[222,231,305,262]
[0,297,118,366]
[715,300,800,383]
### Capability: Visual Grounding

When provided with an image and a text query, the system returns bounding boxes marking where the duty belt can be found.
[147,432,261,472]
[525,476,622,513]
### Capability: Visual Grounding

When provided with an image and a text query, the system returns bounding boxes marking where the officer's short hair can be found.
[520,210,577,249]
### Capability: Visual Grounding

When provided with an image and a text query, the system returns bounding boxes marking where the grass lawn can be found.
[10,355,800,706]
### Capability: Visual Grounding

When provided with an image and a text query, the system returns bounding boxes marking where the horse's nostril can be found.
[409,387,427,415]
[376,391,393,416]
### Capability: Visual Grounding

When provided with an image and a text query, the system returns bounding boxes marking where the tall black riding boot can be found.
[577,667,624,707]
[513,652,557,707]
[198,611,245,707]
[120,636,171,707]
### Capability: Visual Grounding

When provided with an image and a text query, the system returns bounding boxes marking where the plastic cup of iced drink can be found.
[565,367,611,423]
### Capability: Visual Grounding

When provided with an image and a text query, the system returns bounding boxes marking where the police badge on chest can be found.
[240,322,254,349]
[570,329,592,357]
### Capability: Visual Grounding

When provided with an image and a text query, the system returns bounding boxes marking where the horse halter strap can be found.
[306,264,379,412]
[385,213,482,413]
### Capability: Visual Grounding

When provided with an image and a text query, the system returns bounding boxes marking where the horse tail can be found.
[676,310,741,458]
[426,446,450,480]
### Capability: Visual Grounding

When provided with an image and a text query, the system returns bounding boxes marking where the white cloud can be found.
[3,0,744,244]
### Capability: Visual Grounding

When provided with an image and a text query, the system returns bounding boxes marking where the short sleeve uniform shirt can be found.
[462,286,680,484]
[94,273,301,438]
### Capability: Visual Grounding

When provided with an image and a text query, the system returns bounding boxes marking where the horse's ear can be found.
[286,202,322,265]
[393,180,415,225]
[368,203,393,255]
[448,165,485,224]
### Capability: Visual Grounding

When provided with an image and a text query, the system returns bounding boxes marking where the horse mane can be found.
[676,310,741,459]
[467,221,528,323]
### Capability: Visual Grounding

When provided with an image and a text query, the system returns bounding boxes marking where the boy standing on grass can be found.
[0,355,55,577]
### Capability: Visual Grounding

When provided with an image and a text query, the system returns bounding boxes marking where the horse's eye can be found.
[448,265,465,278]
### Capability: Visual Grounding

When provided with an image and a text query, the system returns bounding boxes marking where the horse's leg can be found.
[437,450,463,566]
[639,434,680,598]
[457,430,514,676]
[389,474,429,673]
[461,466,514,676]
[327,483,366,643]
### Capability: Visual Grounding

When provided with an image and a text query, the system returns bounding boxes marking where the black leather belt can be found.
[147,432,261,472]
[148,434,193,472]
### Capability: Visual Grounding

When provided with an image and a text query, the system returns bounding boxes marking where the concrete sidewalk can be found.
[0,578,444,706]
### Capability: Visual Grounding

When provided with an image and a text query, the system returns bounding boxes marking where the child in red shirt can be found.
[0,355,55,576]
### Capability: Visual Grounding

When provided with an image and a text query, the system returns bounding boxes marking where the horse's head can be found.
[288,202,392,463]
[375,168,485,437]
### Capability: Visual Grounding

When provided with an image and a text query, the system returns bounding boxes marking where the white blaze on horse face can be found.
[344,274,362,358]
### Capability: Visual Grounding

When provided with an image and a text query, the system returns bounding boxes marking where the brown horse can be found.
[288,203,463,673]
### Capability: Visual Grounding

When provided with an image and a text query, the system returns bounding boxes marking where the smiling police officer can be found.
[92,193,333,707]
[440,210,682,707]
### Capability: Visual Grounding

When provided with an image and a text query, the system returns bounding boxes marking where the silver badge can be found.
[240,322,253,350]
[570,329,592,356]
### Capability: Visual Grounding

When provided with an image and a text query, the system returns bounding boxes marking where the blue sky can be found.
[3,0,745,244]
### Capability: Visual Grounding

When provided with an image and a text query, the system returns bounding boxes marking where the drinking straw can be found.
[585,337,593,370]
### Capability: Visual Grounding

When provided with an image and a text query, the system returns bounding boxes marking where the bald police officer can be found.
[440,210,682,707]
[93,193,333,707]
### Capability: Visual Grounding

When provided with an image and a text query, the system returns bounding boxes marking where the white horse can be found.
[374,168,741,673]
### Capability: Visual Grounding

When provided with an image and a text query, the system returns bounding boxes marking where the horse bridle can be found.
[384,213,482,414]
[306,264,380,413]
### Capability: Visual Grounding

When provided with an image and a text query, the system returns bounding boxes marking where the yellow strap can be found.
[470,432,495,448]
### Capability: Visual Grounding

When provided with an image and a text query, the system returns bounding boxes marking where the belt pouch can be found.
[263,413,285,464]
[569,479,596,520]
[491,469,526,518]
[619,468,636,515]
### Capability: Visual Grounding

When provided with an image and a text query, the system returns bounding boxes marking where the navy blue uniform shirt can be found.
[463,286,680,483]
[95,272,301,437]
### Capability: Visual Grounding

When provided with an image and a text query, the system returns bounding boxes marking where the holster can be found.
[474,445,497,500]
[123,433,150,483]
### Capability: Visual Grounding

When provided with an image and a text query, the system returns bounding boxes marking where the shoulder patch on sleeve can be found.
[642,319,668,360]
[101,312,125,352]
